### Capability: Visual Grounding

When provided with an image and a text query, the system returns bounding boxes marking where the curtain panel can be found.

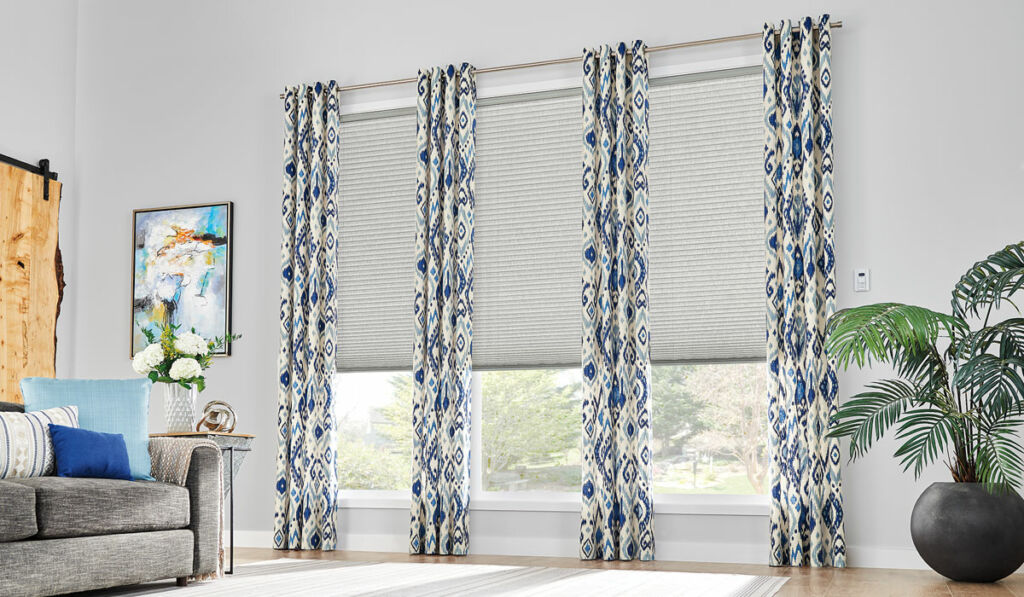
[410,64,476,556]
[579,41,655,562]
[764,16,846,567]
[274,81,341,551]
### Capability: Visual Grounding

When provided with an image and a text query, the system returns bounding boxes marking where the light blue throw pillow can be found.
[21,378,154,481]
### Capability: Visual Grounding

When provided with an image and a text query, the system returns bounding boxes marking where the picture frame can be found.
[131,202,233,357]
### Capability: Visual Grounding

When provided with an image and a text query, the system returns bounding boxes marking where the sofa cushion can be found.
[20,378,155,480]
[0,406,80,478]
[0,401,24,412]
[7,477,189,539]
[0,480,37,542]
[50,423,132,480]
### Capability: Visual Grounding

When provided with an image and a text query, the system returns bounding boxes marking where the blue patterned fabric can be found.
[275,81,340,551]
[764,16,845,567]
[21,378,154,481]
[410,64,476,556]
[579,41,654,562]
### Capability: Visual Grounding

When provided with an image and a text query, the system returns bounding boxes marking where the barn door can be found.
[0,157,63,404]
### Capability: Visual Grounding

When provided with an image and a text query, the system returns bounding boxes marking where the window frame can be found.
[339,363,769,516]
[335,58,770,517]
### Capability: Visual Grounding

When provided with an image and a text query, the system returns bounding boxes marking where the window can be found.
[334,66,767,499]
[646,70,767,496]
[335,371,411,490]
[482,368,582,492]
[652,363,768,495]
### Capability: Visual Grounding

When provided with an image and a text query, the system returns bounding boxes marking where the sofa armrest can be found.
[150,438,222,577]
[184,444,221,576]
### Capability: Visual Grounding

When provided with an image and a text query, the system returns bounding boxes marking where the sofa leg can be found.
[176,577,189,587]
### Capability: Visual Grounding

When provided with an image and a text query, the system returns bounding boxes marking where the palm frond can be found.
[953,318,1024,361]
[952,241,1024,319]
[892,408,966,478]
[826,303,967,371]
[828,379,921,460]
[975,415,1024,491]
[953,353,1024,416]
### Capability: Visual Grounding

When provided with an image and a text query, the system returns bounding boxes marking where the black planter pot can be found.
[910,482,1024,582]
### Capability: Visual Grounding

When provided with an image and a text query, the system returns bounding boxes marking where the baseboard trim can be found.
[231,530,929,570]
[846,546,928,570]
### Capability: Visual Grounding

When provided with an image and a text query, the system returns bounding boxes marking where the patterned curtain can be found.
[410,64,476,556]
[274,81,340,550]
[764,16,846,567]
[580,41,654,562]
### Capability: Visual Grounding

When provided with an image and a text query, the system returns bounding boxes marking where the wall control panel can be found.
[854,269,870,292]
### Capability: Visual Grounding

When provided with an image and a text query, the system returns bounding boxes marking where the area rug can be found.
[92,559,788,596]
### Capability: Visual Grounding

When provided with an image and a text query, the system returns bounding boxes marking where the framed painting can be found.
[131,202,233,357]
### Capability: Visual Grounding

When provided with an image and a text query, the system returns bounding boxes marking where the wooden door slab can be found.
[0,162,61,404]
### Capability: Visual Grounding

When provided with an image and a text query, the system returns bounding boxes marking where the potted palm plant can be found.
[827,241,1024,582]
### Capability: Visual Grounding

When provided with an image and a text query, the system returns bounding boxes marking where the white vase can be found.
[163,383,198,433]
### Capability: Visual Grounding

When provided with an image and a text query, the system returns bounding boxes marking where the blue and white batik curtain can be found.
[410,64,476,556]
[580,41,654,562]
[275,81,340,551]
[764,16,846,567]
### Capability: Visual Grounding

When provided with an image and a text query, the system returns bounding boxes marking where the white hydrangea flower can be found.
[174,332,210,356]
[169,357,203,380]
[132,343,164,375]
[131,354,150,375]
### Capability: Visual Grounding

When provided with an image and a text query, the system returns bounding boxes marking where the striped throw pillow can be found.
[0,406,79,478]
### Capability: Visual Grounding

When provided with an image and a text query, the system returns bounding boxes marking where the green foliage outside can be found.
[337,363,768,495]
[336,374,412,490]
[482,369,581,491]
[652,363,768,494]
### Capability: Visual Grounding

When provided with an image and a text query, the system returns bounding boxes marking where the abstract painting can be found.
[132,202,233,356]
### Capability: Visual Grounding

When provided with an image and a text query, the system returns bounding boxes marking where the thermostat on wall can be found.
[854,269,870,292]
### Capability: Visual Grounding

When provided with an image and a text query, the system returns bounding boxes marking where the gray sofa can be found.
[0,401,220,596]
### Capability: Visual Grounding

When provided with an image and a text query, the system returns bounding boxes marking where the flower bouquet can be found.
[132,323,240,432]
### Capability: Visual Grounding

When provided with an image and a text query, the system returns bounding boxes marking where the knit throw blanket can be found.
[149,437,224,580]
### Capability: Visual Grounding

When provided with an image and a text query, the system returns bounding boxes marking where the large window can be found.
[334,66,767,499]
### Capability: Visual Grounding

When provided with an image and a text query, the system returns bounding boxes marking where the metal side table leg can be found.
[228,446,235,575]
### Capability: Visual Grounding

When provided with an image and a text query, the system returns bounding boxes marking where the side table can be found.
[151,432,254,574]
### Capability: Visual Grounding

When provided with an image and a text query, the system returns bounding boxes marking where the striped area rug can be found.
[104,559,788,596]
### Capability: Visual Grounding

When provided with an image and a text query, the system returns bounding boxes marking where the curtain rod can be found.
[279,20,842,99]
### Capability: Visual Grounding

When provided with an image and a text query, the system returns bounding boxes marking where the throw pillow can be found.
[48,424,132,480]
[0,406,79,478]
[20,378,155,481]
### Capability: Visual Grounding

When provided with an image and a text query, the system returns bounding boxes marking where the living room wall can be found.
[0,0,79,378]
[67,0,1024,566]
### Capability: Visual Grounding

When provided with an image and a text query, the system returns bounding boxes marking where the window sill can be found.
[339,490,769,517]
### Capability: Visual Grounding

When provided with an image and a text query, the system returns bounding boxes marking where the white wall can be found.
[65,0,1024,567]
[0,0,78,377]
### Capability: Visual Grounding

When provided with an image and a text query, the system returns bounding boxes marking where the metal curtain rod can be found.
[279,21,842,99]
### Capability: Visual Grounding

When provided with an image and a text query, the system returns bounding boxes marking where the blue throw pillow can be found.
[21,378,154,480]
[48,424,132,481]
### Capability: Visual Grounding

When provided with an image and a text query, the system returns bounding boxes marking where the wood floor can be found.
[235,548,1024,596]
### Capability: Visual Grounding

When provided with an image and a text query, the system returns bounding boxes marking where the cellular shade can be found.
[336,111,417,371]
[334,68,765,371]
[473,93,581,369]
[647,69,765,362]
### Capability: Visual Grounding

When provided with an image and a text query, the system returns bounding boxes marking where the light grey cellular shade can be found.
[647,71,765,362]
[335,68,764,371]
[336,112,417,371]
[473,93,581,369]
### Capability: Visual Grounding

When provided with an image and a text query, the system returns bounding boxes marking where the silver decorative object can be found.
[196,400,236,433]
[163,383,197,433]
